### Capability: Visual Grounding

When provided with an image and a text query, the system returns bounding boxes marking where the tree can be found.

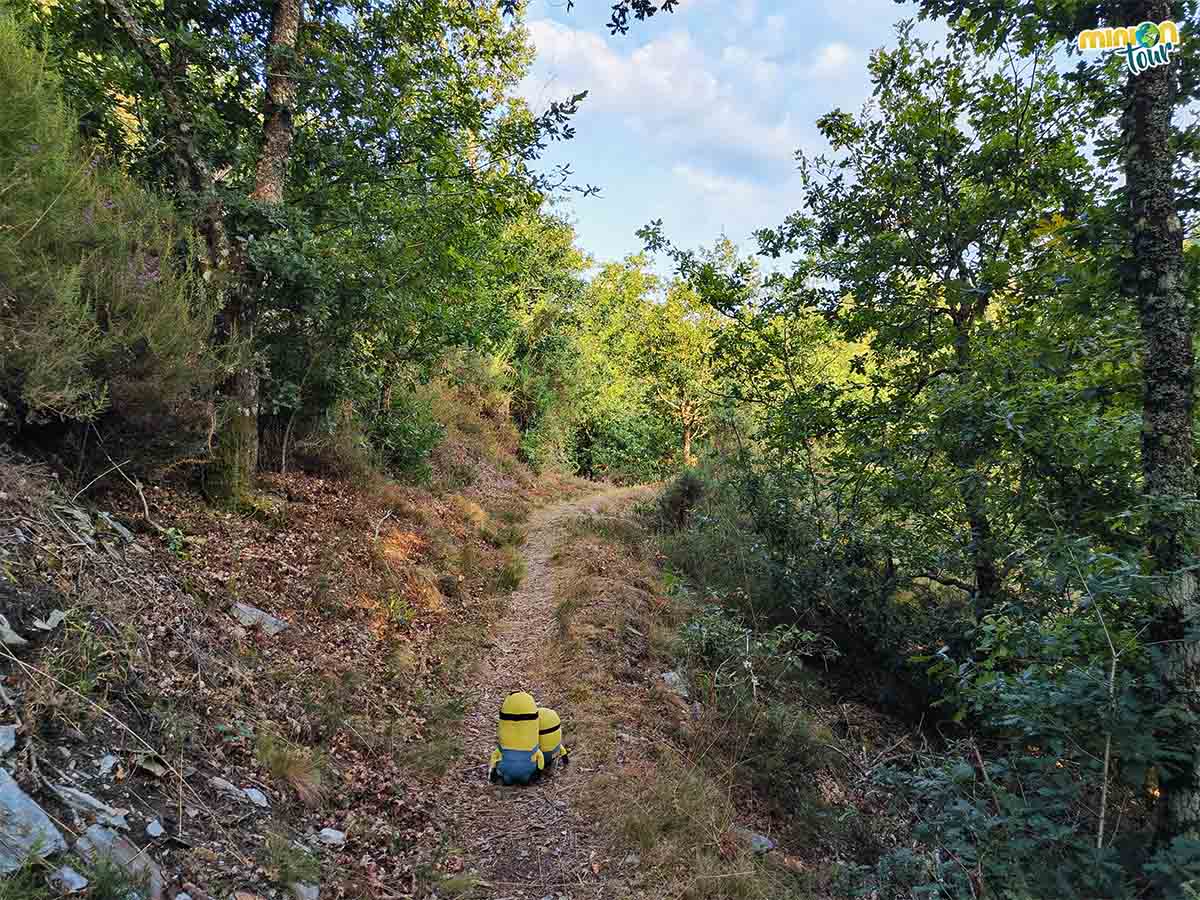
[22,0,585,499]
[636,280,721,465]
[650,30,1096,613]
[909,0,1200,844]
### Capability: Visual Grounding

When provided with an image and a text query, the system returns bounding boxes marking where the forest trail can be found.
[445,484,654,900]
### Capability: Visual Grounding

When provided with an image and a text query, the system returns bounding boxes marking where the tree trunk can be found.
[1120,0,1198,841]
[251,0,301,205]
[951,321,1002,617]
[208,0,302,502]
[682,423,694,467]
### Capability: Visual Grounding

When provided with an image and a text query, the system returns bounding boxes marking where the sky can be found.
[516,0,947,271]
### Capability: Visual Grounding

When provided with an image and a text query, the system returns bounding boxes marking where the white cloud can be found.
[521,19,805,163]
[806,42,858,78]
[721,44,780,88]
[670,164,802,251]
[673,163,762,202]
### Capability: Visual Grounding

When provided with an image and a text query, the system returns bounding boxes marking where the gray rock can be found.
[98,754,118,775]
[50,782,131,830]
[317,827,345,846]
[74,824,163,900]
[97,512,134,543]
[50,865,90,892]
[732,826,776,855]
[660,670,689,699]
[0,725,16,754]
[0,767,68,873]
[230,603,288,636]
[242,787,268,808]
[208,776,243,797]
[146,819,165,838]
[0,613,27,647]
[622,853,641,867]
[175,894,192,900]
[291,883,319,900]
[32,609,66,631]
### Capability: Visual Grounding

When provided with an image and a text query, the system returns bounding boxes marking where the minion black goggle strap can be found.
[539,723,561,737]
[500,711,539,721]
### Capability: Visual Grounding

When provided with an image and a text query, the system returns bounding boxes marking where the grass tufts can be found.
[255,730,326,805]
[266,830,321,884]
[496,548,526,592]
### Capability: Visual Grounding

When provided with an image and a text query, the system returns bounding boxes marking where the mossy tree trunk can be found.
[1118,0,1199,840]
[207,0,301,503]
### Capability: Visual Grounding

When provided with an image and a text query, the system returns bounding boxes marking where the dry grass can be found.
[450,495,488,530]
[255,730,326,806]
[495,547,526,592]
[554,587,585,639]
[537,505,817,900]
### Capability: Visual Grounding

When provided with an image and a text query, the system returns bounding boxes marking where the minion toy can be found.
[488,691,544,785]
[538,707,570,770]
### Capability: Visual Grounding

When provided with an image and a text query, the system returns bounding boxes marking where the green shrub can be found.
[680,604,839,696]
[0,15,217,426]
[572,407,674,483]
[654,467,709,530]
[367,387,444,483]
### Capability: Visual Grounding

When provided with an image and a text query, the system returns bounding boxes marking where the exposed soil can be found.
[444,485,652,900]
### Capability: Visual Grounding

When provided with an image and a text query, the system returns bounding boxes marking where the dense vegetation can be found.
[3,0,1200,896]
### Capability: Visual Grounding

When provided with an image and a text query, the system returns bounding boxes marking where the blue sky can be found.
[517,0,945,269]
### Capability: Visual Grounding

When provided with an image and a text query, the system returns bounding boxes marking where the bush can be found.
[0,16,217,427]
[654,467,708,530]
[367,387,443,483]
[572,407,674,483]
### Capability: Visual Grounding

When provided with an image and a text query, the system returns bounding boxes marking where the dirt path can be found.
[446,485,651,900]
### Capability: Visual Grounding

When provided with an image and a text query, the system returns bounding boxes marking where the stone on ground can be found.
[0,767,68,873]
[230,602,288,635]
[74,823,164,900]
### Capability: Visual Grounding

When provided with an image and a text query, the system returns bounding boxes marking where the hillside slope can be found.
[0,382,594,897]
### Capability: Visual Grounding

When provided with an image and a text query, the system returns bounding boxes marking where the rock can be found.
[242,787,268,808]
[74,824,164,900]
[732,826,776,855]
[175,894,193,900]
[50,865,90,892]
[0,725,16,754]
[230,602,288,636]
[660,670,689,699]
[291,883,319,900]
[0,613,27,647]
[135,753,169,778]
[31,609,66,631]
[98,753,118,775]
[691,701,703,721]
[97,512,134,543]
[208,776,243,797]
[317,827,346,846]
[50,782,131,830]
[57,506,95,544]
[146,818,165,838]
[622,853,641,867]
[0,767,68,873]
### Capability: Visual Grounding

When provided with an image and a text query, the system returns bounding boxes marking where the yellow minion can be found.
[538,707,569,770]
[488,691,544,785]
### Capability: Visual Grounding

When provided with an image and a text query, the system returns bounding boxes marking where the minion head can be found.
[538,707,563,755]
[498,691,539,751]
